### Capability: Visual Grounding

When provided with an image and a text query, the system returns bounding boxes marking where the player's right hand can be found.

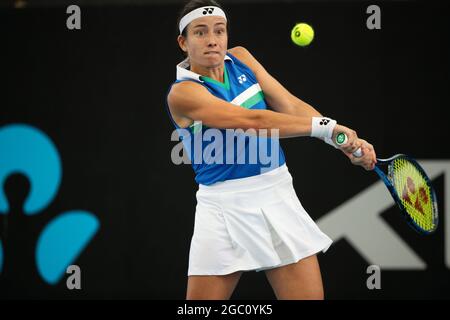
[345,138,377,171]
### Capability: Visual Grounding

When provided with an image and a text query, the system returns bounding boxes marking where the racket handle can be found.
[335,133,363,158]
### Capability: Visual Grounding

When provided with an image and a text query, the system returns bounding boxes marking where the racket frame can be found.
[374,154,439,235]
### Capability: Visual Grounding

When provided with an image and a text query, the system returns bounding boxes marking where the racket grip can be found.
[335,133,363,158]
[353,148,363,158]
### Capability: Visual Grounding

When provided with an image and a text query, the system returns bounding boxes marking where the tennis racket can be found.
[335,133,439,235]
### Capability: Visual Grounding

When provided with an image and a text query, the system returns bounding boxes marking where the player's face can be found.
[181,16,228,67]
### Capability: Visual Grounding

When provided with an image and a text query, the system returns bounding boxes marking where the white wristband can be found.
[311,117,337,139]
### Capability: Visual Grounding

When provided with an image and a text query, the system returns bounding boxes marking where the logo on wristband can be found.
[320,119,330,126]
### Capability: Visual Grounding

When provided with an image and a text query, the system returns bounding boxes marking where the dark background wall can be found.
[1,0,449,299]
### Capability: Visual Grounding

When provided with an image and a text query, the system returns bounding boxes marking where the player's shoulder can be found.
[228,46,252,64]
[228,46,250,56]
[168,80,207,107]
[169,80,203,97]
[228,46,261,74]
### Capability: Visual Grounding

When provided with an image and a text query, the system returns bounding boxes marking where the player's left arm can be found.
[228,46,321,118]
[229,46,376,170]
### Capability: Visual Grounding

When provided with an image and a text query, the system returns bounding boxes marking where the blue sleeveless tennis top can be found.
[165,51,286,185]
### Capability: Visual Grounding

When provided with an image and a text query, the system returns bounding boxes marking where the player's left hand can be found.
[343,138,377,171]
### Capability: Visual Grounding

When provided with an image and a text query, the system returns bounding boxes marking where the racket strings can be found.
[389,157,436,232]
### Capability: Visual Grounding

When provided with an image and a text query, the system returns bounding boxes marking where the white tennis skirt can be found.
[188,164,333,276]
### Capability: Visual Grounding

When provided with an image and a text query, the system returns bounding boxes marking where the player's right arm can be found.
[168,81,356,144]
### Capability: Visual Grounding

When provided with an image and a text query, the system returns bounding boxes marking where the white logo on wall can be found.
[66,5,81,30]
[366,5,381,30]
[317,160,450,270]
[66,265,81,290]
[366,265,381,290]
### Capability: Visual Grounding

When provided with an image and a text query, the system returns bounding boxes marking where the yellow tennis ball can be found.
[291,23,314,47]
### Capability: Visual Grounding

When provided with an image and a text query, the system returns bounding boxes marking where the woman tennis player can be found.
[166,0,377,300]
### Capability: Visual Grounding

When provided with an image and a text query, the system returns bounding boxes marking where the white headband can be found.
[179,6,227,35]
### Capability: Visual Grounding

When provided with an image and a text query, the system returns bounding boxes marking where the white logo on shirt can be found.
[238,74,247,84]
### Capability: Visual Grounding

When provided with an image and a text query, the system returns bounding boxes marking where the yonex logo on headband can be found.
[179,6,227,34]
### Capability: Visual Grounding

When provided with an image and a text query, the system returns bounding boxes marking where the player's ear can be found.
[177,35,188,53]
